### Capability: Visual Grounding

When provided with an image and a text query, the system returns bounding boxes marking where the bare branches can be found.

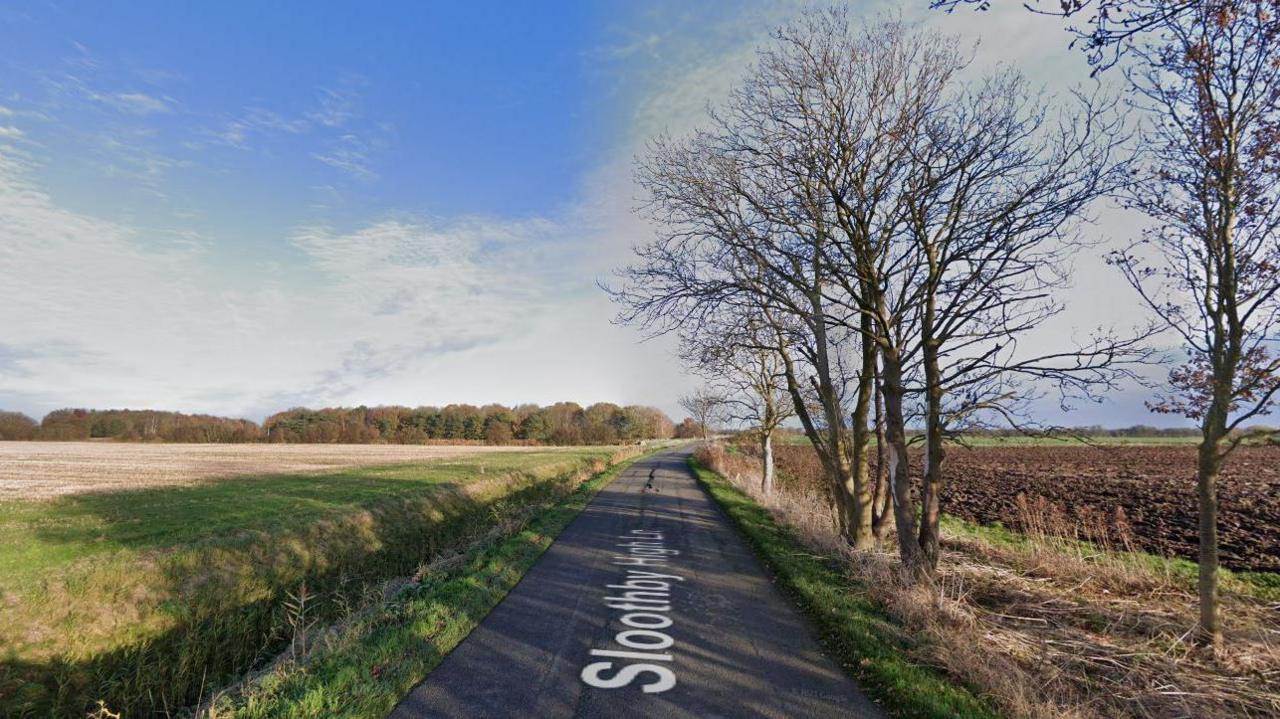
[609,9,1157,577]
[1098,0,1280,651]
[678,388,727,442]
[931,0,1200,73]
[1111,1,1280,450]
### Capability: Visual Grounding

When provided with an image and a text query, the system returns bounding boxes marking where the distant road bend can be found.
[390,446,885,718]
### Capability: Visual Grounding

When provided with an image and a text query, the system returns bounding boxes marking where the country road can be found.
[390,446,885,718]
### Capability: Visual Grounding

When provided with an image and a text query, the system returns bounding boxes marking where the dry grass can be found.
[699,443,1280,719]
[0,441,555,498]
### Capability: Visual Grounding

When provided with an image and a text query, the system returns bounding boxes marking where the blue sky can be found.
[0,1,1181,426]
[3,2,617,237]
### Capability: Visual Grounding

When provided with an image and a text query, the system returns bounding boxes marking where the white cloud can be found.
[105,91,172,115]
[289,217,553,333]
[0,126,24,140]
[0,151,581,418]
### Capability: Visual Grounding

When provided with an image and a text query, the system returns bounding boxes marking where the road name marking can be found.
[580,528,683,694]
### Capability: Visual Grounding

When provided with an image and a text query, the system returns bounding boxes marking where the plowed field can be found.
[771,443,1280,572]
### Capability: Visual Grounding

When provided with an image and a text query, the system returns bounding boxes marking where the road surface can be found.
[390,446,885,718]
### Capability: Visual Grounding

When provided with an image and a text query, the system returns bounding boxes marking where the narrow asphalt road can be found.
[390,446,885,718]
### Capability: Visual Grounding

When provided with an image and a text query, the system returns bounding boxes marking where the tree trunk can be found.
[1196,434,1222,652]
[918,281,944,573]
[1196,360,1231,653]
[880,347,922,572]
[872,353,893,540]
[848,318,878,549]
[809,292,861,543]
[1193,148,1239,654]
[918,346,944,573]
[774,339,849,537]
[761,430,775,497]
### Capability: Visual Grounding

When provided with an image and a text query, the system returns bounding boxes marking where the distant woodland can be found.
[0,404,690,445]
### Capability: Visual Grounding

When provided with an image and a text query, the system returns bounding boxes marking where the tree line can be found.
[612,3,1279,653]
[262,403,677,445]
[2,409,261,443]
[0,403,682,445]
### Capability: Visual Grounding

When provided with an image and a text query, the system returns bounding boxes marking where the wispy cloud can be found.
[0,126,25,140]
[49,71,176,116]
[103,91,173,115]
[82,130,190,197]
[603,32,664,60]
[0,151,564,416]
[208,107,310,148]
[307,83,362,128]
[199,76,387,182]
[311,133,377,181]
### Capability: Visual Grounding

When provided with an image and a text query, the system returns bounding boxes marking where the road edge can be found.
[687,456,1002,719]
[205,447,663,718]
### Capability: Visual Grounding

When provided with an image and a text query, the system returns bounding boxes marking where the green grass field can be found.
[0,448,629,718]
[0,450,606,585]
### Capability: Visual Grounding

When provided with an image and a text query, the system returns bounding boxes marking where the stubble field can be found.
[0,440,548,498]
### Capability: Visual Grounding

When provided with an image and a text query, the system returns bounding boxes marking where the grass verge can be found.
[698,443,1280,718]
[0,449,629,717]
[689,458,1000,719]
[204,450,652,719]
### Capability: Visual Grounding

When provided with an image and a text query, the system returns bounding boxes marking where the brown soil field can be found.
[770,443,1280,573]
[941,444,1280,573]
[0,441,552,499]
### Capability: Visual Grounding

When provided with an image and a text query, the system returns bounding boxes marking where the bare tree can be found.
[1109,0,1280,651]
[611,10,896,547]
[615,11,1151,576]
[769,15,1150,573]
[878,72,1150,573]
[687,315,795,495]
[711,12,966,550]
[679,388,726,442]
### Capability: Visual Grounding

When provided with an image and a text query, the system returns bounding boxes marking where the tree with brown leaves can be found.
[1109,0,1280,651]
